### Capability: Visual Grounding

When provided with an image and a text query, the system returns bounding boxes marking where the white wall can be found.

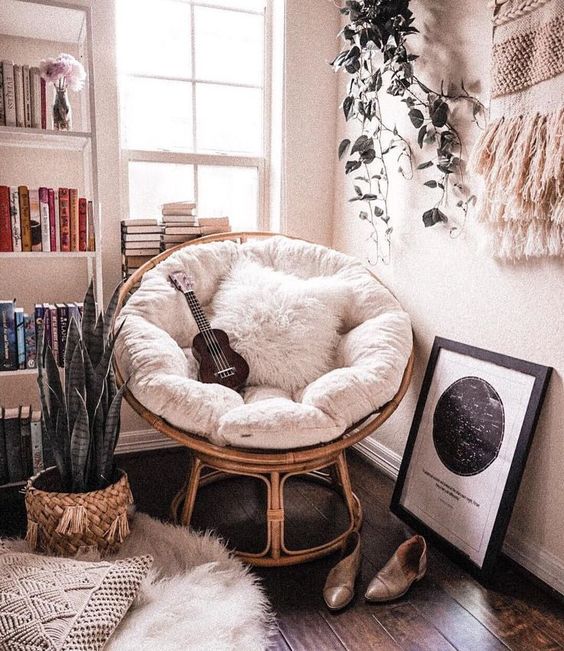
[332,0,564,592]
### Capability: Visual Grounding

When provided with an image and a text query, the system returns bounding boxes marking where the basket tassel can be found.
[105,510,130,544]
[55,505,88,535]
[25,520,39,549]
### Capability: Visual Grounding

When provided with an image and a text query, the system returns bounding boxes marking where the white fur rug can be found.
[4,513,273,650]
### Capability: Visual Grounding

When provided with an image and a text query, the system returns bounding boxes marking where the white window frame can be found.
[118,0,273,230]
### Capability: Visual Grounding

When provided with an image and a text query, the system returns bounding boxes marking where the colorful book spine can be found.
[19,405,33,477]
[42,303,51,353]
[0,301,17,371]
[69,188,79,252]
[48,188,57,251]
[39,187,51,252]
[4,407,25,482]
[9,186,22,252]
[87,201,95,251]
[23,65,31,128]
[48,304,59,363]
[1,61,16,127]
[30,410,44,474]
[18,185,31,251]
[0,185,12,251]
[13,64,24,127]
[28,189,41,252]
[40,78,46,129]
[58,188,70,252]
[56,303,69,367]
[24,314,36,369]
[30,67,41,129]
[0,408,8,484]
[78,197,87,251]
[34,304,45,349]
[0,67,4,126]
[14,307,25,370]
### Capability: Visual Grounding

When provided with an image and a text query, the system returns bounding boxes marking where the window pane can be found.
[117,0,191,77]
[200,0,265,10]
[198,166,258,231]
[196,83,262,155]
[195,7,263,86]
[128,162,195,219]
[122,78,193,151]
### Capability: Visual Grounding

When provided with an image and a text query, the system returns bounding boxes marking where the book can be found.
[24,314,36,369]
[40,77,46,129]
[30,67,42,129]
[161,233,199,243]
[124,218,160,226]
[56,303,69,366]
[23,65,31,128]
[122,255,154,266]
[55,192,61,250]
[58,188,70,252]
[0,67,4,126]
[30,410,43,474]
[123,233,161,242]
[28,189,41,252]
[13,64,24,127]
[69,188,79,251]
[68,302,81,328]
[14,307,25,369]
[200,225,230,235]
[161,201,197,213]
[9,186,22,252]
[121,224,162,234]
[198,217,230,227]
[0,408,8,484]
[18,185,32,251]
[39,187,51,251]
[1,61,16,127]
[34,304,45,349]
[0,185,12,251]
[49,304,59,363]
[123,247,161,256]
[42,302,51,352]
[48,188,57,251]
[78,197,87,251]
[4,407,25,482]
[19,405,32,476]
[163,226,201,235]
[0,301,17,370]
[87,200,95,251]
[161,213,198,224]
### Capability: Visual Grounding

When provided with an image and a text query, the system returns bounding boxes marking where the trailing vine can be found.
[332,0,483,262]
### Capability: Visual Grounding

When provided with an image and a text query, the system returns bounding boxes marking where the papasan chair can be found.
[114,232,413,566]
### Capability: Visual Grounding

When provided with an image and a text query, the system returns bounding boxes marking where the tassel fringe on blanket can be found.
[472,0,564,260]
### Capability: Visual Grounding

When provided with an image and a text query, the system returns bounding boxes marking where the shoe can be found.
[365,535,427,603]
[323,531,361,611]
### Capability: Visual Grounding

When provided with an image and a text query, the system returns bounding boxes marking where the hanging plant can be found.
[332,0,483,262]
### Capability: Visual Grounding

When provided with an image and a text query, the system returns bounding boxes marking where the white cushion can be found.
[115,236,412,449]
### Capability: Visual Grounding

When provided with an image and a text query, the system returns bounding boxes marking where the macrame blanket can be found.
[472,0,564,259]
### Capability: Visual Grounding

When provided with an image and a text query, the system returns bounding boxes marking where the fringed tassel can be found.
[105,510,130,544]
[55,505,88,535]
[491,221,564,260]
[25,520,39,550]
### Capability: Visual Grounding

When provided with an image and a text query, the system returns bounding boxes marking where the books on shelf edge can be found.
[59,188,70,252]
[4,406,25,483]
[23,65,31,128]
[0,408,7,484]
[0,301,16,371]
[79,197,87,252]
[2,61,16,127]
[24,314,36,369]
[20,405,32,477]
[69,189,79,252]
[0,186,11,251]
[48,188,56,251]
[87,200,95,251]
[39,187,51,252]
[15,307,25,370]
[56,303,69,366]
[9,187,22,252]
[18,186,31,251]
[30,410,43,474]
[41,78,46,129]
[48,304,59,364]
[28,189,41,252]
[30,67,41,129]
[13,64,24,128]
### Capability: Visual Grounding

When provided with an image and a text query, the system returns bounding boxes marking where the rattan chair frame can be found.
[113,232,414,566]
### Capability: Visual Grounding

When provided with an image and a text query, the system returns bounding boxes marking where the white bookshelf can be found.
[0,0,103,410]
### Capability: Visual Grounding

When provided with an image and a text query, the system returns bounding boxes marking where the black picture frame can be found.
[390,337,552,582]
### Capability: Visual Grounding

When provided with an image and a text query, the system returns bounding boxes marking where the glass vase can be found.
[53,87,72,131]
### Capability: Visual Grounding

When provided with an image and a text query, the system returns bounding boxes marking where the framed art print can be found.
[390,337,552,580]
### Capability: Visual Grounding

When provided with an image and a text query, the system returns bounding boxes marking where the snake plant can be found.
[37,282,126,492]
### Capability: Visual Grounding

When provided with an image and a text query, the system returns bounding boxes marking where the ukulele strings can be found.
[185,292,231,373]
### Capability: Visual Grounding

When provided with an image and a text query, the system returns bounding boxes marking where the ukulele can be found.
[169,271,249,391]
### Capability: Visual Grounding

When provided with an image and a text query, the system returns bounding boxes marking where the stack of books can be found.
[161,201,199,251]
[0,60,47,130]
[0,405,52,486]
[0,300,82,371]
[121,218,162,280]
[0,185,95,252]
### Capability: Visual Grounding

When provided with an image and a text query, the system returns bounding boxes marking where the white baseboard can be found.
[354,438,564,596]
[115,429,181,455]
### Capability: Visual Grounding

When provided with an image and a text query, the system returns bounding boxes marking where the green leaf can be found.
[66,343,85,438]
[100,383,127,484]
[102,283,122,343]
[338,139,351,160]
[70,392,90,492]
[408,109,424,128]
[422,207,448,227]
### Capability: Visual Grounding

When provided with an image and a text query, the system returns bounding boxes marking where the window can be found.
[116,0,270,230]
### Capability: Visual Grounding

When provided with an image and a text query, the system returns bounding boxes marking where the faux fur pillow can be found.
[210,259,346,393]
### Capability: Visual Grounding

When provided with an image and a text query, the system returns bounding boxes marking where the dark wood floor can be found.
[1,447,562,650]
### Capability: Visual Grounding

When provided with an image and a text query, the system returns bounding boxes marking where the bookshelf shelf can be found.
[0,126,92,150]
[0,369,37,376]
[0,251,96,259]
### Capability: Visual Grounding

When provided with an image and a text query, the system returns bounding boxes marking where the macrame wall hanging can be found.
[472,0,564,260]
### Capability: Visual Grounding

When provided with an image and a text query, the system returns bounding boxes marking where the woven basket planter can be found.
[25,467,133,557]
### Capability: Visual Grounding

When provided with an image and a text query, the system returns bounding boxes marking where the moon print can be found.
[433,377,505,476]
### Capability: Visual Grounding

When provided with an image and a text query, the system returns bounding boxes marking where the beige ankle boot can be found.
[323,531,361,611]
[365,535,427,603]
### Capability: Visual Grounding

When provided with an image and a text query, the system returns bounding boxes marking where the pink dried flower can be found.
[39,53,86,91]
